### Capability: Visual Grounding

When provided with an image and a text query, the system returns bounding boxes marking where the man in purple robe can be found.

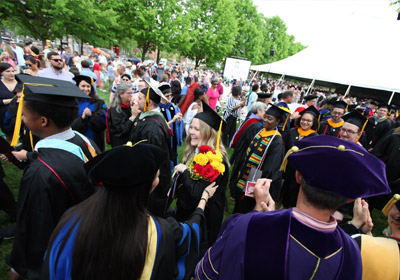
[195,135,390,280]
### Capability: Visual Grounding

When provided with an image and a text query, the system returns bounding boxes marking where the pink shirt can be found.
[206,87,219,110]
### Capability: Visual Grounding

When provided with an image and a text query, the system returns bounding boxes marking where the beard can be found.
[52,64,63,70]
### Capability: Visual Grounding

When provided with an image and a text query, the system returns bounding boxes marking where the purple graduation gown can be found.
[195,209,362,280]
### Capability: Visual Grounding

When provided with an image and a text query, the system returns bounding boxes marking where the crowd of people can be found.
[0,39,400,279]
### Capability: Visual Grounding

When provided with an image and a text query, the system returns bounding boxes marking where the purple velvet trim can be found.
[244,209,292,280]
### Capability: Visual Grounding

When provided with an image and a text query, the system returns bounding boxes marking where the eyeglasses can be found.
[122,79,130,81]
[332,111,344,116]
[51,59,62,62]
[300,119,313,123]
[340,128,358,135]
[165,94,172,98]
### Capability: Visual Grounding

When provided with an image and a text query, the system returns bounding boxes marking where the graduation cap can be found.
[370,100,379,106]
[85,143,167,189]
[194,100,226,152]
[303,95,318,101]
[382,194,400,216]
[347,104,358,112]
[158,82,171,94]
[333,100,348,111]
[281,135,390,199]
[326,97,338,105]
[378,103,390,110]
[140,79,169,111]
[300,105,321,122]
[257,92,272,99]
[342,110,371,140]
[11,75,89,146]
[73,75,95,87]
[266,103,290,122]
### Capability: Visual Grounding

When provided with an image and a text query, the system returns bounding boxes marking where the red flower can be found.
[193,164,204,176]
[203,164,214,178]
[209,168,220,182]
[198,145,211,154]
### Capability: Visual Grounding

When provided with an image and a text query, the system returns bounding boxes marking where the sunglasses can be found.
[51,59,62,62]
[26,64,33,67]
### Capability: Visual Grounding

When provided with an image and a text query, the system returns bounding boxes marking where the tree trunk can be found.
[80,39,84,55]
[41,38,47,48]
[156,47,160,64]
[141,46,147,62]
[195,58,200,69]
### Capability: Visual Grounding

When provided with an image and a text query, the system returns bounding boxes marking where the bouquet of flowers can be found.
[188,145,225,182]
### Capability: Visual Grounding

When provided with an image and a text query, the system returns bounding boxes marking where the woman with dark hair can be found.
[107,83,136,147]
[206,79,219,110]
[71,75,108,151]
[43,143,217,279]
[0,63,16,132]
[25,56,40,76]
[182,88,206,135]
[281,106,319,208]
[171,79,182,105]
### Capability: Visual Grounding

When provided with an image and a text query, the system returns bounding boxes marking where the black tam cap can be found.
[16,74,88,107]
[85,143,167,189]
[257,92,272,99]
[303,95,318,101]
[342,110,370,132]
[73,75,95,87]
[266,103,291,123]
[194,100,226,131]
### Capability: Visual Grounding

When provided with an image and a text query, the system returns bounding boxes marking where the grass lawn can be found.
[0,81,388,279]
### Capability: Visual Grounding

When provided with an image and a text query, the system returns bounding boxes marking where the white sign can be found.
[223,58,252,81]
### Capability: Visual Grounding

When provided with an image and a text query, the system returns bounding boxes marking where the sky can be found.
[253,0,400,47]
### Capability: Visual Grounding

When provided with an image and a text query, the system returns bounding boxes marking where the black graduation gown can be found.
[71,99,107,152]
[175,158,229,246]
[8,147,95,279]
[281,128,318,208]
[107,106,134,147]
[130,112,173,217]
[230,126,285,213]
[373,132,400,186]
[318,120,342,137]
[365,118,392,150]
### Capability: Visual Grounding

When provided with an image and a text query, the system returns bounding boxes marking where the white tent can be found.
[251,8,400,98]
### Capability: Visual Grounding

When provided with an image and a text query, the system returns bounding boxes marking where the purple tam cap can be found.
[286,135,390,199]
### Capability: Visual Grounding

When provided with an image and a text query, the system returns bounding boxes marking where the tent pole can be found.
[249,71,258,84]
[388,91,396,105]
[343,85,352,98]
[305,79,315,96]
[278,74,285,84]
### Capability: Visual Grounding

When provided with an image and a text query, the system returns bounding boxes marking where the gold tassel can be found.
[279,146,299,172]
[382,194,400,216]
[11,85,25,146]
[216,119,223,153]
[29,130,34,151]
[356,119,369,142]
[144,87,150,112]
[282,114,290,132]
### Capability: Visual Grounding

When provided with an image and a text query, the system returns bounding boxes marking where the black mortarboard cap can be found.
[158,82,171,94]
[333,100,348,110]
[347,104,357,112]
[257,92,272,99]
[342,110,371,133]
[266,103,291,123]
[85,143,167,189]
[16,74,88,107]
[326,97,337,105]
[303,95,318,101]
[194,100,226,131]
[378,103,389,110]
[300,105,320,120]
[370,100,379,106]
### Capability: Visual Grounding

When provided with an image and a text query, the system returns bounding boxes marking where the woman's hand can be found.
[197,182,218,210]
[0,154,9,163]
[254,179,275,212]
[174,163,187,174]
[84,107,92,117]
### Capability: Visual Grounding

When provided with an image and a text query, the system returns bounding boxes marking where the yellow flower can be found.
[206,151,216,161]
[210,160,221,170]
[215,151,223,162]
[217,163,225,174]
[194,153,209,166]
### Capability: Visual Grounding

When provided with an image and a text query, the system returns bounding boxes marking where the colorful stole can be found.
[327,118,344,128]
[297,128,317,137]
[235,129,281,190]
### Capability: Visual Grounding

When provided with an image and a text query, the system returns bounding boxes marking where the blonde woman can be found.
[174,102,229,246]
